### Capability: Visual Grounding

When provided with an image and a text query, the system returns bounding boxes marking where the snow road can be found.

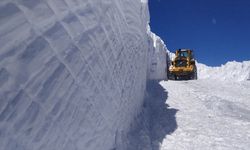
[159,79,250,150]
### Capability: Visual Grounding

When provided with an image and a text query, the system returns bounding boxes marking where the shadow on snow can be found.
[127,80,178,150]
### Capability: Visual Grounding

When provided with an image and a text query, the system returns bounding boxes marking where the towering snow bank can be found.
[0,0,167,150]
[147,29,169,80]
[197,61,250,81]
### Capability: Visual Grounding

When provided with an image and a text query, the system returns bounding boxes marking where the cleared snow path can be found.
[160,79,250,150]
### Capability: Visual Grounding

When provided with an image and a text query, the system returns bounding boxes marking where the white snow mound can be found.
[197,61,250,81]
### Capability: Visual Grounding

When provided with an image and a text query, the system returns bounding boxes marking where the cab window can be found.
[178,51,188,57]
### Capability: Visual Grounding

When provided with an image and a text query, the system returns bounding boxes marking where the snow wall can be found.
[197,61,250,82]
[0,0,168,150]
[147,30,168,80]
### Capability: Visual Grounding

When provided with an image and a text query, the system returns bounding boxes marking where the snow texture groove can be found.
[0,0,168,150]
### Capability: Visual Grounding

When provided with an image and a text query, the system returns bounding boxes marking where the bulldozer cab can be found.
[177,50,189,58]
[176,49,193,58]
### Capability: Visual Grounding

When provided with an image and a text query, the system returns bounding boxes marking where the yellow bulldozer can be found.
[168,49,197,80]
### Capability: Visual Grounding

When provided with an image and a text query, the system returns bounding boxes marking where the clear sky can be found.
[149,0,250,66]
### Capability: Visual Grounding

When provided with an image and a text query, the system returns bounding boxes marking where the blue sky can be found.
[149,0,250,66]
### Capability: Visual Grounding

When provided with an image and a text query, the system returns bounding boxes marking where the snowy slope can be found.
[0,0,168,150]
[197,61,250,81]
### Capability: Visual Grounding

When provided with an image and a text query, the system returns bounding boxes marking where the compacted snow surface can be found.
[159,79,250,150]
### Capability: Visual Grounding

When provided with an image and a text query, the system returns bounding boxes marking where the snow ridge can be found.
[197,61,250,81]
